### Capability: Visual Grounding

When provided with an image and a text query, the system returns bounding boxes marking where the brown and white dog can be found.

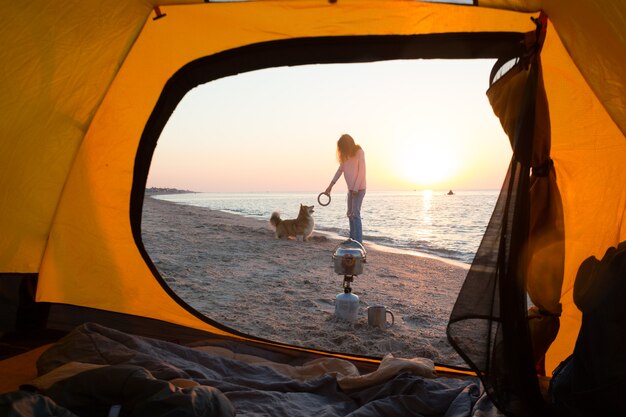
[270,204,315,241]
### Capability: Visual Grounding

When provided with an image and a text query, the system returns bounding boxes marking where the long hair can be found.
[336,134,361,163]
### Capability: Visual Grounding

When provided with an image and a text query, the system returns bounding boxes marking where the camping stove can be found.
[332,239,366,322]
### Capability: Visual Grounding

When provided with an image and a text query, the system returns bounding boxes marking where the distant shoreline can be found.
[145,187,197,195]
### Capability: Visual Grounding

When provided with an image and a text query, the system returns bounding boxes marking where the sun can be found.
[394,139,458,188]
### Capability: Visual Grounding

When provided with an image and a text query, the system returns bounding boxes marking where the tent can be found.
[1,1,625,416]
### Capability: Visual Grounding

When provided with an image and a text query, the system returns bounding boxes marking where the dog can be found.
[270,204,315,241]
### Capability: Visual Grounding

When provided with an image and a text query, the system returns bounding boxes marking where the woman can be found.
[324,134,366,243]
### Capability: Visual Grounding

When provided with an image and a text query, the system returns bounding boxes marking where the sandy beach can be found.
[141,196,470,367]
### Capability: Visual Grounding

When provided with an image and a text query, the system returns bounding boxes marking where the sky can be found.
[147,59,513,193]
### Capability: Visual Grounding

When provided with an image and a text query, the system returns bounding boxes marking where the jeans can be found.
[347,190,366,243]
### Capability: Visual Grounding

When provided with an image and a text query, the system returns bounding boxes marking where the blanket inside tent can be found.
[0,323,503,417]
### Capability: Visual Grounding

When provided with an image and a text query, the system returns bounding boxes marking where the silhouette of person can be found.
[550,241,626,416]
[324,134,366,243]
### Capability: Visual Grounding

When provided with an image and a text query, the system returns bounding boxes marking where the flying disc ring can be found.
[317,192,331,206]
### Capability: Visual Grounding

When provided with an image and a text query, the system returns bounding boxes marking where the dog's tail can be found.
[270,211,281,227]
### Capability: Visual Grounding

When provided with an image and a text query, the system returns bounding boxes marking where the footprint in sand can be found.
[402,314,432,328]
[298,299,318,308]
[378,273,399,279]
[317,298,334,306]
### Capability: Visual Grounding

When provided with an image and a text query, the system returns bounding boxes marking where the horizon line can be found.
[146,186,501,193]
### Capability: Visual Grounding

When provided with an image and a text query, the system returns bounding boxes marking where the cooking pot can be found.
[332,239,366,275]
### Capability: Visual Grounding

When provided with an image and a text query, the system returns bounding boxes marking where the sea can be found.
[152,190,499,266]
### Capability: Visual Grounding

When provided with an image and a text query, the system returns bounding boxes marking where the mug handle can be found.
[386,309,395,327]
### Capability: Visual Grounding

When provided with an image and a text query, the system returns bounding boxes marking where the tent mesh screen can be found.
[447,58,552,417]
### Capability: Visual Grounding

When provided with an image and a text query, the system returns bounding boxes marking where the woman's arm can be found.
[325,165,343,194]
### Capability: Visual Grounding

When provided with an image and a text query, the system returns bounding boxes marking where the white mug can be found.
[367,305,394,328]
